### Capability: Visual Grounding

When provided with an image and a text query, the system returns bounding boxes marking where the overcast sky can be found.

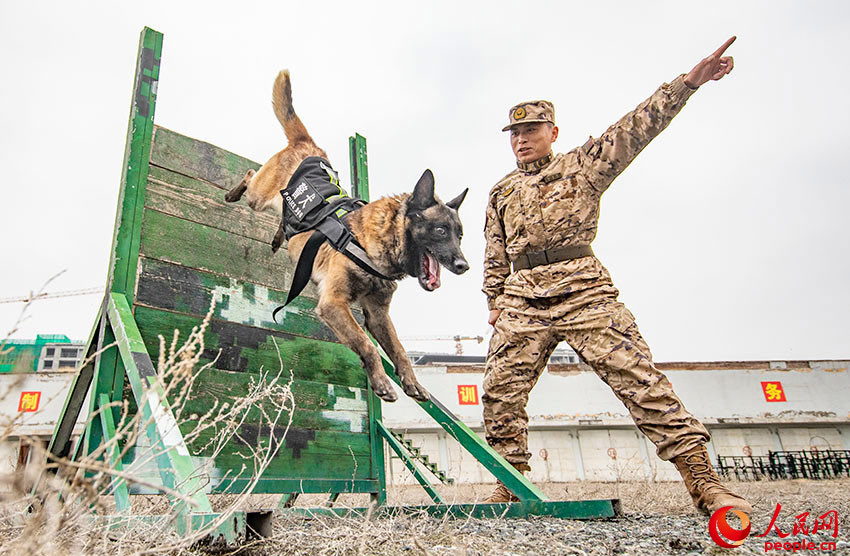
[1,1,848,362]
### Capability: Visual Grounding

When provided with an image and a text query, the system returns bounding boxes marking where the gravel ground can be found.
[242,479,850,556]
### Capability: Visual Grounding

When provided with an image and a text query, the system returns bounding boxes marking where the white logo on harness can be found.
[284,180,323,221]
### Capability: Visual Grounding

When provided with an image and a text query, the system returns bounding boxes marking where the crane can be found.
[0,287,102,304]
[400,335,485,355]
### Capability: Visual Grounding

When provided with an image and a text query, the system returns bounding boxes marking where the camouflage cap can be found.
[502,100,555,132]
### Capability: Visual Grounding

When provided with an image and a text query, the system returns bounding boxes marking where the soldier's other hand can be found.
[684,36,735,89]
[488,309,502,327]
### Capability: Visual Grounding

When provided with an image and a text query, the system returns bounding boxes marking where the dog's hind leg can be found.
[225,169,255,202]
[360,291,430,402]
[316,294,398,402]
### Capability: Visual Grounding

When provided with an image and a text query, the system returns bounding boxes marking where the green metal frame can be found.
[40,25,619,548]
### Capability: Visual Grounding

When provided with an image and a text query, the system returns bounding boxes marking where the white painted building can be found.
[0,371,87,482]
[382,359,850,484]
[2,359,847,486]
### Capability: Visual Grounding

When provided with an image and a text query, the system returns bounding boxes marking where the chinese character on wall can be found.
[761,381,787,402]
[458,385,479,405]
[18,391,41,412]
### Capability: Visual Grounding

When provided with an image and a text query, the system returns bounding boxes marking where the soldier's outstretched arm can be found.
[580,36,736,194]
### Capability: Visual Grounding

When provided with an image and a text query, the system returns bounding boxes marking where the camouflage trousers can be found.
[483,284,709,470]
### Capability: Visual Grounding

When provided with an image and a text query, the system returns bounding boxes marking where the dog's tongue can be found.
[426,253,441,290]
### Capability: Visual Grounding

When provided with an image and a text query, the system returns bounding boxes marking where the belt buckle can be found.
[527,251,548,268]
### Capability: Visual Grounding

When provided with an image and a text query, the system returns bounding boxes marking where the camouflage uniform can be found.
[483,75,710,470]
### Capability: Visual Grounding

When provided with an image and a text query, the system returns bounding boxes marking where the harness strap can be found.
[272,216,392,323]
[273,230,325,322]
[343,241,392,281]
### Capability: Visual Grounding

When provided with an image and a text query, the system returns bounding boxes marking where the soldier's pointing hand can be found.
[684,36,736,89]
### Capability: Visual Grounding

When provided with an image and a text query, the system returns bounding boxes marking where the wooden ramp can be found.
[41,27,618,547]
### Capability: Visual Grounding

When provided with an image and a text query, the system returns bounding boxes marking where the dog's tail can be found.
[272,70,314,146]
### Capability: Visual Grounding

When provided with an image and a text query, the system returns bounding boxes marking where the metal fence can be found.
[716,450,850,481]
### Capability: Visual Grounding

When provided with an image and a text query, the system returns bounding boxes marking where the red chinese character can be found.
[813,510,839,539]
[792,512,809,535]
[18,391,41,412]
[761,381,787,402]
[757,503,790,539]
[457,385,479,405]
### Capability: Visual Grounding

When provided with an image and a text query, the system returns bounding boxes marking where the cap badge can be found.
[513,106,526,120]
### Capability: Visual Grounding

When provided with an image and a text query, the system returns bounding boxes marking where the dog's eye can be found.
[434,226,447,237]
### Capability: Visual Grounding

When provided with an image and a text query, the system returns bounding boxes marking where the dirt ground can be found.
[5,479,847,555]
[234,479,850,555]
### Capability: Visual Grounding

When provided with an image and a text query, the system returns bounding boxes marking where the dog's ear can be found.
[445,188,468,211]
[409,169,436,211]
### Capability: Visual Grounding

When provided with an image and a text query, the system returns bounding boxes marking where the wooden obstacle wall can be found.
[129,125,380,494]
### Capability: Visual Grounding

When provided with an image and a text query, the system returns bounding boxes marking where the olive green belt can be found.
[511,245,594,272]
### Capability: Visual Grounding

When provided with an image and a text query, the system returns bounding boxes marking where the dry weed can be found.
[0,299,296,555]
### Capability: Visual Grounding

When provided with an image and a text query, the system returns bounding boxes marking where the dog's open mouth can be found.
[418,251,441,291]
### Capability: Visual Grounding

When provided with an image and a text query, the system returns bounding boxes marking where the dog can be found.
[225,71,469,402]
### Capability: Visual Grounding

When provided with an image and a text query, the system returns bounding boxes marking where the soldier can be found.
[482,37,751,514]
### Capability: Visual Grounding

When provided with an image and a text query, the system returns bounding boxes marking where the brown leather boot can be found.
[483,461,528,503]
[483,481,520,503]
[672,445,753,515]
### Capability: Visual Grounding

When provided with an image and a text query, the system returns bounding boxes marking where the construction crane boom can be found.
[0,287,102,304]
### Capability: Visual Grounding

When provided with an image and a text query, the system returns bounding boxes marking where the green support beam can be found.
[98,393,130,512]
[105,293,212,513]
[43,301,104,464]
[377,421,443,504]
[348,133,369,202]
[380,354,547,503]
[279,499,620,520]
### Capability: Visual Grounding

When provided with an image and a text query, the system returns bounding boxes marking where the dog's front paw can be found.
[370,376,398,402]
[401,379,430,403]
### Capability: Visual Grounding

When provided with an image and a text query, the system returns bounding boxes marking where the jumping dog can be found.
[225,71,469,402]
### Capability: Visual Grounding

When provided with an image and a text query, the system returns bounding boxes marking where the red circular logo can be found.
[709,506,751,548]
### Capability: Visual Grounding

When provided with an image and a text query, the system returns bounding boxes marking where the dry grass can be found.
[0,299,296,555]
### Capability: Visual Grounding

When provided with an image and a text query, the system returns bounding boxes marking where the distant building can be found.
[407,345,581,366]
[384,358,850,484]
[0,335,84,373]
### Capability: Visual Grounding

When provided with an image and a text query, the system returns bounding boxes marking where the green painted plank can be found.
[146,165,279,246]
[135,257,356,343]
[139,207,300,294]
[279,499,620,520]
[123,448,373,483]
[109,28,162,302]
[150,126,260,191]
[126,479,379,496]
[133,305,368,388]
[184,426,371,458]
[164,367,369,433]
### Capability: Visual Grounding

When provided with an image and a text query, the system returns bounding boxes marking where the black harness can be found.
[272,157,391,322]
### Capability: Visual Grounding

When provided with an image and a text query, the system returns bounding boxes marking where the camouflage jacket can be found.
[483,75,697,310]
